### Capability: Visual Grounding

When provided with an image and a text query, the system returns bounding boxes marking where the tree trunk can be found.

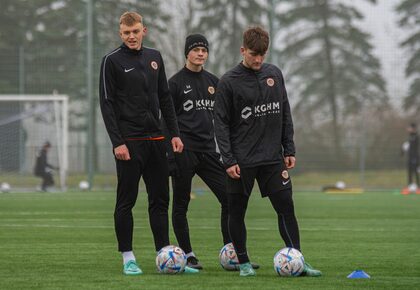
[320,0,342,162]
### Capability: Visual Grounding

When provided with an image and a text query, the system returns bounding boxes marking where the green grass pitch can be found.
[0,189,419,289]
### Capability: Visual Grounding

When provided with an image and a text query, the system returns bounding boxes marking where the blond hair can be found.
[119,11,142,26]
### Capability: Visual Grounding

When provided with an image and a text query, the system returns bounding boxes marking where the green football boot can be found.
[234,262,260,270]
[123,260,143,275]
[239,262,256,277]
[183,266,200,274]
[301,262,322,277]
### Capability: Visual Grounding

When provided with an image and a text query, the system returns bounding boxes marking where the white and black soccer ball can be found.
[219,242,240,270]
[1,182,11,193]
[78,180,89,191]
[156,245,186,274]
[274,247,305,277]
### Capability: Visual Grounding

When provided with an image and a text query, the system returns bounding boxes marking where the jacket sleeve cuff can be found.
[112,141,126,149]
[223,160,238,169]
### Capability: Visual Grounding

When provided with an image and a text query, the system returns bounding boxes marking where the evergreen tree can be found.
[0,0,172,173]
[0,0,85,95]
[276,0,387,162]
[159,0,198,76]
[396,0,420,114]
[193,0,268,76]
[0,0,170,115]
[95,0,170,52]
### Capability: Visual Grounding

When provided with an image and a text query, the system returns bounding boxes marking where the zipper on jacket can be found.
[254,72,263,105]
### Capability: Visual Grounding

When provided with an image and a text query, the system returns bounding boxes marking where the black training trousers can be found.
[408,162,419,185]
[40,172,54,191]
[172,150,230,254]
[114,140,170,252]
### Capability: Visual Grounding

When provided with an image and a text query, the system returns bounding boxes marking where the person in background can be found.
[402,123,419,193]
[34,141,58,192]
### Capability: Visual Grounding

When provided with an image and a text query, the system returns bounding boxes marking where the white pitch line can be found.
[0,223,419,232]
[0,211,108,216]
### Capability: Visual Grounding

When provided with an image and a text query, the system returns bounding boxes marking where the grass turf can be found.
[0,190,419,289]
[0,168,409,191]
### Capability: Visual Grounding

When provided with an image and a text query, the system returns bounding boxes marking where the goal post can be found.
[0,94,69,191]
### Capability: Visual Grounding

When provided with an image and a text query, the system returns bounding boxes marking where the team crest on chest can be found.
[267,78,275,87]
[208,86,215,94]
[151,61,158,70]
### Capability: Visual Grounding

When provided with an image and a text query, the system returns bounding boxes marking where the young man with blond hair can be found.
[99,11,197,275]
[214,26,321,277]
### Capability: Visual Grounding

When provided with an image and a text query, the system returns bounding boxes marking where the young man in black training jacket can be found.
[214,26,322,277]
[99,11,197,275]
[167,34,248,270]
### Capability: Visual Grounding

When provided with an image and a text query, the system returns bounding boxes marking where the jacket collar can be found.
[239,61,259,73]
[120,43,144,55]
[182,65,204,74]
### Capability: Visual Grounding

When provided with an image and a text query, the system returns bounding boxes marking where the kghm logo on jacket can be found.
[241,102,281,119]
[183,99,215,112]
[182,84,214,112]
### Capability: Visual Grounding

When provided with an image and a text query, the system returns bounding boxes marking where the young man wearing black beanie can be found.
[165,34,260,271]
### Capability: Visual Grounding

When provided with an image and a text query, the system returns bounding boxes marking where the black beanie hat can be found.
[184,34,209,58]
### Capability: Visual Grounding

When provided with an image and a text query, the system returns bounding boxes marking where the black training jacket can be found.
[33,148,53,176]
[168,66,219,152]
[99,44,179,148]
[214,62,295,169]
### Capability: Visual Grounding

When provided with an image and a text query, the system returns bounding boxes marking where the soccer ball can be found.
[156,245,186,274]
[273,247,305,277]
[335,181,346,189]
[219,243,240,270]
[1,182,11,193]
[402,141,410,152]
[78,181,89,190]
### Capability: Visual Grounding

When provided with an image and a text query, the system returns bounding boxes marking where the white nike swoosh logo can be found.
[124,68,135,72]
[184,89,192,94]
[282,180,290,185]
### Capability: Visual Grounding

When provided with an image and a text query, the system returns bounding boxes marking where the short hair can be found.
[119,11,142,26]
[243,26,269,55]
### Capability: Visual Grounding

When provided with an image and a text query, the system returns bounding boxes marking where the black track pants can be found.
[40,172,54,190]
[408,162,419,185]
[114,140,170,252]
[172,151,230,254]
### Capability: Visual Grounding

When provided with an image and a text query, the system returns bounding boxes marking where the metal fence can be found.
[0,0,418,191]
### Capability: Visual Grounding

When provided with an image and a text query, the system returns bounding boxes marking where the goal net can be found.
[0,95,68,191]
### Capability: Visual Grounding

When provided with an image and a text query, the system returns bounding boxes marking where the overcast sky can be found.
[356,0,408,108]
